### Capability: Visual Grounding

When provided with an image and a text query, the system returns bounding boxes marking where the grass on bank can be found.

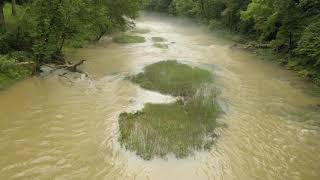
[119,60,219,160]
[113,34,146,44]
[0,55,32,89]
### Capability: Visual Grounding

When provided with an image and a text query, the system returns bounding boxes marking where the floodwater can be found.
[1,12,320,180]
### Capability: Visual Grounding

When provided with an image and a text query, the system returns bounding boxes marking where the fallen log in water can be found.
[50,60,86,73]
[40,60,88,77]
[42,60,86,72]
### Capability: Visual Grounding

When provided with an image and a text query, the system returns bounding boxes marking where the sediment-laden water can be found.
[0,12,320,180]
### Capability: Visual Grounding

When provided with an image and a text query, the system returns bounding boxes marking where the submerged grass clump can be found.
[151,37,166,42]
[119,86,218,160]
[113,34,146,44]
[152,37,168,49]
[119,60,219,160]
[131,60,213,97]
[154,43,169,49]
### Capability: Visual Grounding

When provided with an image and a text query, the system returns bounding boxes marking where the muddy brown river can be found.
[1,12,320,180]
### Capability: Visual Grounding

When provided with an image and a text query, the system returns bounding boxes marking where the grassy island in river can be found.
[119,60,220,160]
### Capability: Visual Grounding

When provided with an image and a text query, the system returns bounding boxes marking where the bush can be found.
[0,56,31,78]
[8,51,33,62]
[0,29,32,54]
[0,55,32,89]
[0,32,16,54]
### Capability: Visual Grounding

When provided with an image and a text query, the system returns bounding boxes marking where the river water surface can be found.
[1,12,320,180]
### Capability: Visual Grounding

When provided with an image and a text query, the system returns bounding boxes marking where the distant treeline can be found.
[145,0,320,83]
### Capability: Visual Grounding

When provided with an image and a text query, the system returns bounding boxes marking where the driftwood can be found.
[52,60,86,73]
[40,59,89,78]
[43,60,86,73]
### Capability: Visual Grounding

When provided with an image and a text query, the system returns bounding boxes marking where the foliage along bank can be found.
[0,0,143,88]
[145,0,320,84]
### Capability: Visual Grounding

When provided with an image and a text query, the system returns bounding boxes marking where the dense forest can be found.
[0,0,320,88]
[145,0,320,84]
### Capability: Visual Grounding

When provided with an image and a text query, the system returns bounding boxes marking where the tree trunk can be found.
[11,0,17,16]
[0,0,5,30]
[288,32,293,57]
[200,0,209,22]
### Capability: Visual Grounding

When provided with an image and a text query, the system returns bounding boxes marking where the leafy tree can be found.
[296,18,320,67]
[20,0,143,65]
[221,0,249,31]
[190,0,225,21]
[171,0,196,17]
[241,0,277,40]
[241,0,301,53]
[271,0,301,53]
[205,0,225,19]
[24,0,84,64]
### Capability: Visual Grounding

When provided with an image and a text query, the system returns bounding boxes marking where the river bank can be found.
[145,0,320,86]
[229,37,320,86]
[192,20,320,86]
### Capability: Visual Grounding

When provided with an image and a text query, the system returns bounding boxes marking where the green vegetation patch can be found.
[131,60,213,97]
[153,43,169,49]
[113,34,146,44]
[119,60,219,160]
[0,55,32,89]
[151,37,166,42]
[4,3,26,31]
